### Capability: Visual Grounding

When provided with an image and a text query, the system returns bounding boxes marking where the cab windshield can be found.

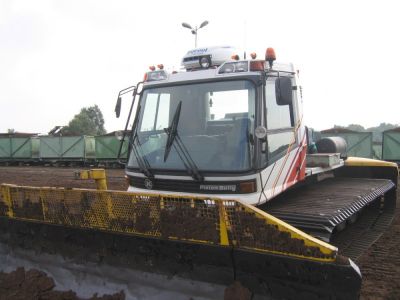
[128,80,256,172]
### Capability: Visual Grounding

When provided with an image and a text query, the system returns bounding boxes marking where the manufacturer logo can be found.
[199,184,236,192]
[187,48,208,55]
[144,178,153,190]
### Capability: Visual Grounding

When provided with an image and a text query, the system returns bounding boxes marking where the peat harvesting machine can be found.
[0,46,398,299]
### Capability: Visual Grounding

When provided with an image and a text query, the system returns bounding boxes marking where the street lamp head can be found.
[199,20,209,28]
[182,21,209,48]
[182,22,192,29]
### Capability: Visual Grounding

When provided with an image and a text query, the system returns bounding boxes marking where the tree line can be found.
[7,105,107,136]
[60,105,106,136]
[333,123,399,142]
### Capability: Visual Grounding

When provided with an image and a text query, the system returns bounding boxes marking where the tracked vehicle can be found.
[0,46,398,299]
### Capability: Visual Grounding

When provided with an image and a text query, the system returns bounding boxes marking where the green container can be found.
[95,134,129,161]
[0,136,40,160]
[0,137,11,159]
[372,142,382,160]
[320,130,373,158]
[39,136,95,161]
[382,129,400,163]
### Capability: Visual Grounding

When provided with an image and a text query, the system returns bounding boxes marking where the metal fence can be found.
[0,184,336,262]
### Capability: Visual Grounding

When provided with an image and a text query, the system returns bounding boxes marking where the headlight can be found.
[145,70,168,82]
[218,61,249,74]
[199,56,211,68]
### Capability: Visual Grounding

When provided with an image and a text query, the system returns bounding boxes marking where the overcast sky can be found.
[1,0,399,134]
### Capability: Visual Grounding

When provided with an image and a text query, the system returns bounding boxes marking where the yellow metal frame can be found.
[75,169,108,190]
[345,157,398,168]
[0,183,338,263]
[239,203,337,261]
[0,185,13,217]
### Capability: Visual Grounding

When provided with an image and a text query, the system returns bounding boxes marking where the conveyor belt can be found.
[262,178,395,242]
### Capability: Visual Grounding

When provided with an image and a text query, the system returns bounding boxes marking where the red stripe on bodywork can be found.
[283,133,307,188]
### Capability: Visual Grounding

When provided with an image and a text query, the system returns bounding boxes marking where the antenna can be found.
[243,20,247,59]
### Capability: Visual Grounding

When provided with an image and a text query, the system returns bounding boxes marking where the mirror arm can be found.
[119,85,136,97]
[117,86,139,163]
[115,85,136,118]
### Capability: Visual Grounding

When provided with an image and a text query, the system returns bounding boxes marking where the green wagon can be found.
[39,135,95,165]
[382,128,400,164]
[95,131,129,167]
[0,134,39,164]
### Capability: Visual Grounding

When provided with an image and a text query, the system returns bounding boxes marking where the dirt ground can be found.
[0,167,128,300]
[0,166,399,299]
[0,166,128,191]
[0,267,125,300]
[357,181,400,300]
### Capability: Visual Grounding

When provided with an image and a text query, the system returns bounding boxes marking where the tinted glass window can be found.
[140,93,170,132]
[209,89,250,121]
[268,131,295,162]
[129,80,255,172]
[156,94,170,130]
[265,78,295,165]
[265,80,292,129]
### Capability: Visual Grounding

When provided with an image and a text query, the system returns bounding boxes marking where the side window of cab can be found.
[265,77,295,164]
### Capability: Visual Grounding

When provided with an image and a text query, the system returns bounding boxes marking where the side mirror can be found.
[115,85,138,118]
[115,96,122,118]
[275,77,293,106]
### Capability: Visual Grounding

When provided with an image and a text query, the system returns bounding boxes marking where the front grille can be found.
[129,176,254,194]
[183,56,200,62]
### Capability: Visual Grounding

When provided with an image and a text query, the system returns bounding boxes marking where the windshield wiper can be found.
[173,135,204,182]
[163,101,181,162]
[163,101,204,182]
[131,133,153,178]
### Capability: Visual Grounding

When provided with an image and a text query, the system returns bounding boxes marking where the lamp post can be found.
[182,21,209,48]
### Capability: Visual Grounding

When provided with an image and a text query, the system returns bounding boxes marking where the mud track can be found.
[0,166,399,299]
[0,166,128,190]
[357,179,400,300]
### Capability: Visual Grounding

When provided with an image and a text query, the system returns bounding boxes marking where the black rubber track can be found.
[332,187,396,261]
[262,178,395,242]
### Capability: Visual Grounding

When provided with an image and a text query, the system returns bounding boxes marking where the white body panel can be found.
[126,170,261,205]
[127,49,342,206]
[127,185,260,205]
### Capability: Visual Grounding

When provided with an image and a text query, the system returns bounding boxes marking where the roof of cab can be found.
[143,61,295,87]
